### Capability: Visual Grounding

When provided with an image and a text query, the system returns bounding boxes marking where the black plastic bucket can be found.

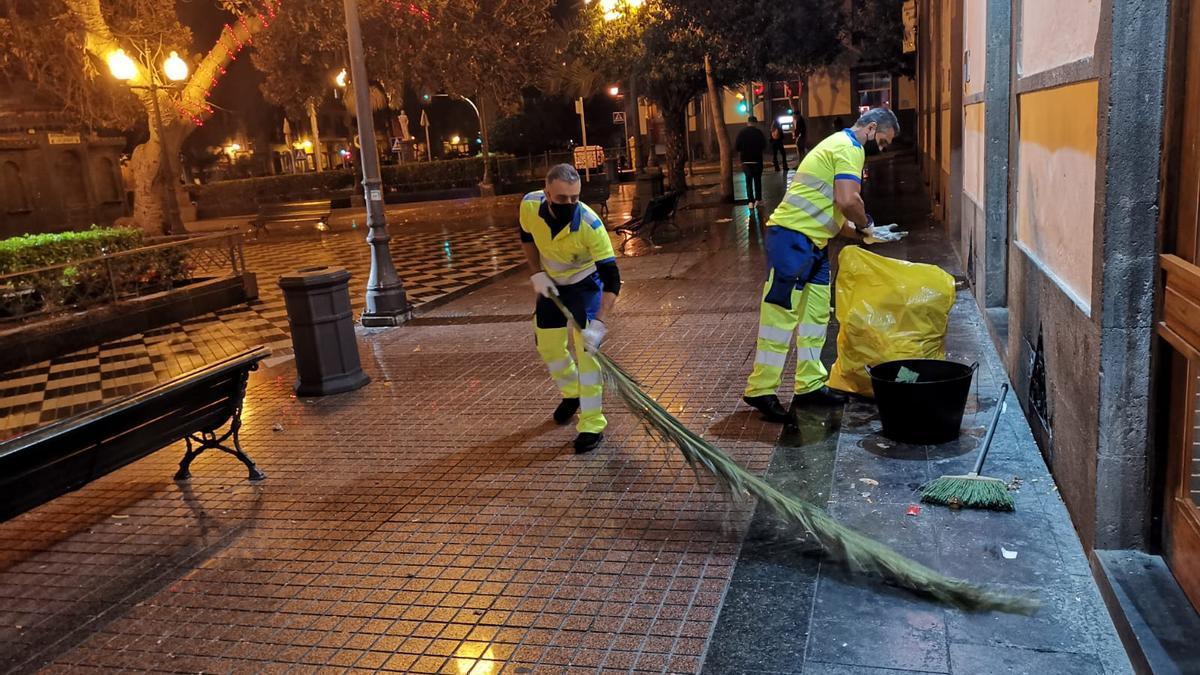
[867,359,978,444]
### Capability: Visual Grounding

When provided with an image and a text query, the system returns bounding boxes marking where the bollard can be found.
[278,266,370,396]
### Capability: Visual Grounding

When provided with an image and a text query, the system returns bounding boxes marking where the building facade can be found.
[0,100,128,239]
[911,0,1200,658]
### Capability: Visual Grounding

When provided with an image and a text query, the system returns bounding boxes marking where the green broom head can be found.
[921,473,1014,511]
[551,297,1038,615]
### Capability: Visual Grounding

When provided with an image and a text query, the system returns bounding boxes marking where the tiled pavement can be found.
[0,155,1130,673]
[0,214,532,440]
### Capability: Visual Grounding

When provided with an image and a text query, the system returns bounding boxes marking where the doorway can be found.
[1158,0,1200,611]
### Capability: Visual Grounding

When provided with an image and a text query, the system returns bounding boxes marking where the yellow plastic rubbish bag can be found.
[827,246,956,397]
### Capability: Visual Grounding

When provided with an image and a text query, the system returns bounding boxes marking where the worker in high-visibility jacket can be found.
[522,164,621,453]
[743,108,907,422]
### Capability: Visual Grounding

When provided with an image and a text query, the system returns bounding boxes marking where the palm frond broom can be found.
[553,297,1036,614]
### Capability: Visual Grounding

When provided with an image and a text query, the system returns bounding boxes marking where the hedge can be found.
[0,227,193,320]
[0,227,145,275]
[191,155,525,219]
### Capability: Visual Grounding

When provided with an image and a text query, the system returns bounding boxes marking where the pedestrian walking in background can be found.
[793,113,808,160]
[771,121,789,173]
[735,115,768,208]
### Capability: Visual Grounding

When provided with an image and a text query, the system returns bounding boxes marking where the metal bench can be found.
[251,200,332,236]
[613,191,679,253]
[0,347,270,522]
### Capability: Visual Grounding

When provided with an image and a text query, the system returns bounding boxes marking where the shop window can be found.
[856,71,893,113]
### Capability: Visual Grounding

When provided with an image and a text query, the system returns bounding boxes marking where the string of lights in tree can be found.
[172,0,282,127]
[387,0,433,23]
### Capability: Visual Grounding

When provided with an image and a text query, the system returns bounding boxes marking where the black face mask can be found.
[549,202,576,224]
[864,138,882,156]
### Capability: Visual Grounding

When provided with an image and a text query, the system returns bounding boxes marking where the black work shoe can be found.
[792,387,848,407]
[574,432,604,454]
[742,394,791,423]
[553,398,580,425]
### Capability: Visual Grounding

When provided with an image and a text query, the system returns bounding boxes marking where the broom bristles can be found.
[556,297,1036,614]
[922,475,1014,512]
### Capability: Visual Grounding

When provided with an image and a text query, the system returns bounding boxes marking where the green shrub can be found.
[0,227,144,275]
[0,230,193,320]
[192,155,526,217]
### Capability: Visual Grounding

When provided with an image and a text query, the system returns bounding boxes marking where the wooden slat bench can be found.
[0,347,270,522]
[251,200,332,236]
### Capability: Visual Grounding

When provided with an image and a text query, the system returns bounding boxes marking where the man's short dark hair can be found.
[854,108,901,135]
[545,163,580,185]
[748,116,758,124]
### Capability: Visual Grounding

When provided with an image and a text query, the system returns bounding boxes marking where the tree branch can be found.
[72,0,123,67]
[67,0,275,127]
[181,4,274,113]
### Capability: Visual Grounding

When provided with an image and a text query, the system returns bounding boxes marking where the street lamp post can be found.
[575,96,590,182]
[342,0,411,326]
[596,1,652,170]
[609,85,630,172]
[432,93,490,191]
[108,47,189,236]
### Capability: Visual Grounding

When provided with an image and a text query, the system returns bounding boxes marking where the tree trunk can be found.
[626,76,643,171]
[705,54,733,203]
[661,99,688,194]
[129,122,188,235]
[478,95,493,192]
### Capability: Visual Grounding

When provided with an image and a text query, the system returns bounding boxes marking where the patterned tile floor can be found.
[0,156,1129,673]
[0,191,775,674]
[0,217,531,441]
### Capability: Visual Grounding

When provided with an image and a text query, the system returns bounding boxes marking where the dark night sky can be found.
[171,0,618,161]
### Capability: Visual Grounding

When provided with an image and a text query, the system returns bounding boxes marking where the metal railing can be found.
[0,232,246,323]
[495,146,630,183]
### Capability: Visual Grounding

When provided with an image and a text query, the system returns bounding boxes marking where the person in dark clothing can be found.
[734,116,768,207]
[770,122,789,173]
[792,114,808,160]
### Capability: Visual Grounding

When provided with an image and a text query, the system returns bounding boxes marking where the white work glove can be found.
[530,271,558,298]
[581,319,608,352]
[862,223,907,245]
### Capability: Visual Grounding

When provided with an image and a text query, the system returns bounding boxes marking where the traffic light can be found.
[737,101,748,114]
[422,93,431,103]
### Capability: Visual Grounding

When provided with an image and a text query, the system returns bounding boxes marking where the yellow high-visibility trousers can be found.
[535,323,607,434]
[744,269,832,398]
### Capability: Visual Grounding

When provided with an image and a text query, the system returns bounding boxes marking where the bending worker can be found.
[521,164,621,453]
[743,108,906,423]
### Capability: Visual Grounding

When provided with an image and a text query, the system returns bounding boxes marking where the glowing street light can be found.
[107,49,139,81]
[335,68,349,88]
[163,51,189,82]
[594,0,643,21]
[608,85,620,97]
